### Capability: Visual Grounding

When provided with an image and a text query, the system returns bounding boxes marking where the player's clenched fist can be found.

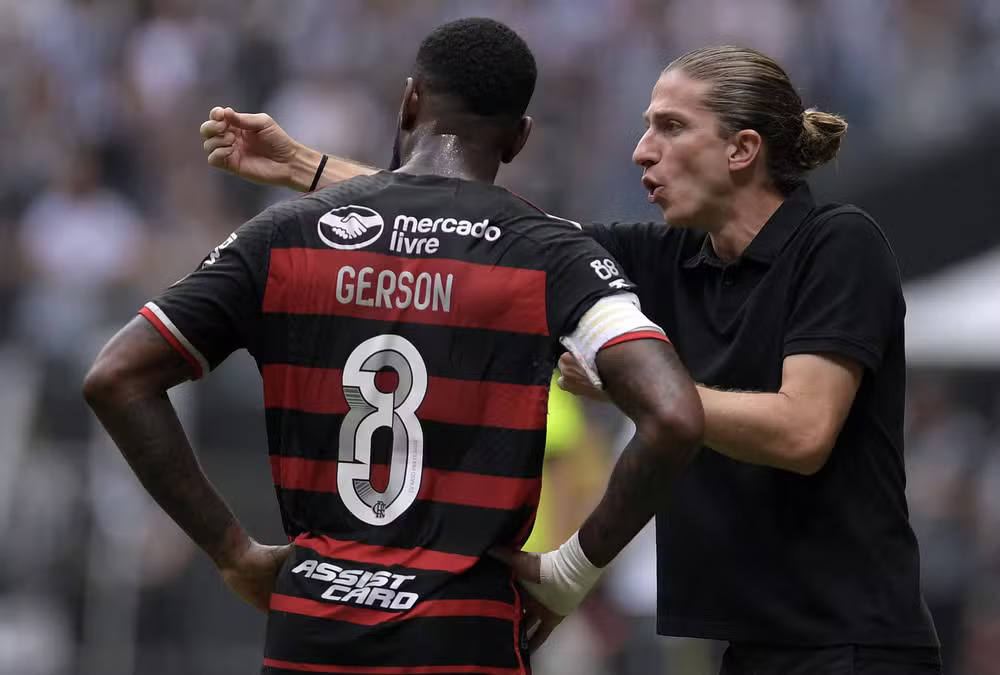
[199,106,301,189]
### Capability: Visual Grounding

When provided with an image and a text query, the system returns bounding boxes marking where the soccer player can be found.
[84,18,702,675]
[198,44,942,675]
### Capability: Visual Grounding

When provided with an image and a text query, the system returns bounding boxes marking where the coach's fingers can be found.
[558,352,587,379]
[207,146,235,167]
[200,118,228,139]
[203,132,236,154]
[224,107,273,131]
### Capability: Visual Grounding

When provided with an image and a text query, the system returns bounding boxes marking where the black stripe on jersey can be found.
[275,488,536,556]
[257,313,558,387]
[265,410,546,478]
[264,612,523,671]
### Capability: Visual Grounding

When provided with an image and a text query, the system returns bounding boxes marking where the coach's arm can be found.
[83,317,290,610]
[559,351,862,476]
[200,107,377,191]
[695,353,863,475]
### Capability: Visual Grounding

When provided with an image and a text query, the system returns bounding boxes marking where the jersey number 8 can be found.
[338,335,427,525]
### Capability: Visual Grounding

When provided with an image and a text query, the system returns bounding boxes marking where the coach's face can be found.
[632,70,734,230]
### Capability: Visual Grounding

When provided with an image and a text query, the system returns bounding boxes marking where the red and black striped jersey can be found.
[140,172,638,674]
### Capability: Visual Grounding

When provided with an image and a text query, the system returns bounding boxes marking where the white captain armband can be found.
[559,293,669,388]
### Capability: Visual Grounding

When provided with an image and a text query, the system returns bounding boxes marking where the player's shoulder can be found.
[254,173,398,249]
[485,189,590,240]
[280,172,394,217]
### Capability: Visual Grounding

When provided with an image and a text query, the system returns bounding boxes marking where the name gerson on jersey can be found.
[137,171,640,675]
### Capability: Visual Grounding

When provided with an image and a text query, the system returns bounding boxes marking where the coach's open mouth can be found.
[642,177,666,203]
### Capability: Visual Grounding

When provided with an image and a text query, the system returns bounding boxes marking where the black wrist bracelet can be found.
[309,155,329,192]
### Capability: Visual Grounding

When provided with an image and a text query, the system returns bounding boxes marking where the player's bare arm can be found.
[696,352,863,475]
[581,338,702,565]
[200,106,378,192]
[505,338,702,651]
[83,317,290,611]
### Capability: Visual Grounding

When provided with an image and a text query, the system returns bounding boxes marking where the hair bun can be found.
[799,109,848,169]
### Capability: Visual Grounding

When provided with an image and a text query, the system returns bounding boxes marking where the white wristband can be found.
[521,531,604,616]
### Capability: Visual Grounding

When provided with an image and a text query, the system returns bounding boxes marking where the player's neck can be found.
[707,188,785,262]
[396,133,500,184]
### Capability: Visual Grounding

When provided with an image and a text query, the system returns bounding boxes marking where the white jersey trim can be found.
[143,301,211,377]
[559,293,665,387]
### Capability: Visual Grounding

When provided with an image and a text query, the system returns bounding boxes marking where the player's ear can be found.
[501,116,532,164]
[399,77,419,132]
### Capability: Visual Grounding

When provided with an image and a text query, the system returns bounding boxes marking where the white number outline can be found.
[338,335,427,525]
[590,258,619,281]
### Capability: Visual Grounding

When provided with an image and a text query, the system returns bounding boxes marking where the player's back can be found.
[260,171,585,673]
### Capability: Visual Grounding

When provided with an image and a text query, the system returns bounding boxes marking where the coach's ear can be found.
[399,77,419,132]
[501,115,533,164]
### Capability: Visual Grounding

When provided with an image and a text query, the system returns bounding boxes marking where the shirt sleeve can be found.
[139,210,275,378]
[783,212,904,372]
[534,221,642,340]
[583,221,663,276]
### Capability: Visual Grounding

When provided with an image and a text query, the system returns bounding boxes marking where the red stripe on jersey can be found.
[263,656,523,675]
[294,534,478,573]
[138,307,204,378]
[261,364,548,431]
[509,576,528,675]
[503,189,544,214]
[601,329,671,349]
[269,594,515,626]
[262,248,548,336]
[271,456,540,511]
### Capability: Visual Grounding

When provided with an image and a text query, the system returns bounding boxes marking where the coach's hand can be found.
[557,353,609,401]
[217,538,292,612]
[200,107,301,189]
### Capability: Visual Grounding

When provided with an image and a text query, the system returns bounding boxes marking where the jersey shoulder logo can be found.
[318,205,385,250]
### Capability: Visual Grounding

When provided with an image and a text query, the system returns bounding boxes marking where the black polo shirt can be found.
[586,185,938,647]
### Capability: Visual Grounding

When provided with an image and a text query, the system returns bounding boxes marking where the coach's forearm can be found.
[84,383,250,568]
[289,143,379,192]
[697,386,826,475]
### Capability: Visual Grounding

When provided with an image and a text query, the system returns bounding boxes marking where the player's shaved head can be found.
[389,18,537,172]
[414,17,537,122]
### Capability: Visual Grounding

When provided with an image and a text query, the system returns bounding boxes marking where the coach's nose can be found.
[632,128,658,168]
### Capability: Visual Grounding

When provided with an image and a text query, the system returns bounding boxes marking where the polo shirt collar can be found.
[682,184,815,268]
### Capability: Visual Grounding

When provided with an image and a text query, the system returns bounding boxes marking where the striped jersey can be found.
[140,171,640,675]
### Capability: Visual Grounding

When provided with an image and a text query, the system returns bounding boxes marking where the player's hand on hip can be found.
[491,548,563,652]
[491,536,603,653]
[520,587,565,653]
[200,106,299,188]
[217,538,292,612]
[558,353,609,401]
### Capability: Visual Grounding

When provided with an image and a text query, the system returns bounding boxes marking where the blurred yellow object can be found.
[522,373,608,553]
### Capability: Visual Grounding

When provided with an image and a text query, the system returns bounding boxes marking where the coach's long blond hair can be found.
[667,46,848,194]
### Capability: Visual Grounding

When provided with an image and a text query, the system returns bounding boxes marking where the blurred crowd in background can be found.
[0,0,999,674]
